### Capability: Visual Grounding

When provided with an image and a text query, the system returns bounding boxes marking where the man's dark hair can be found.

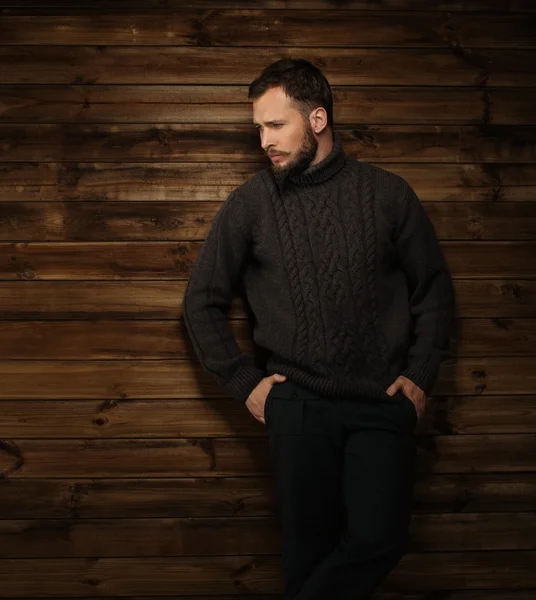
[248,58,334,129]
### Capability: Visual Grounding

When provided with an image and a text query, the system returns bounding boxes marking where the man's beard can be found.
[271,123,318,187]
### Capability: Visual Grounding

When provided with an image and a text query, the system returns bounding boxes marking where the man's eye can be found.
[254,124,282,131]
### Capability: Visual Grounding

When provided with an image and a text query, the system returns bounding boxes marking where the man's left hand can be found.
[386,376,427,420]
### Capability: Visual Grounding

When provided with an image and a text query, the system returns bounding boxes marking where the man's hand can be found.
[386,375,427,420]
[246,373,287,424]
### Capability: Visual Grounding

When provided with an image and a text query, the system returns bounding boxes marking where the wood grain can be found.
[0,357,534,399]
[1,125,535,163]
[0,395,535,437]
[0,512,535,557]
[0,200,534,240]
[1,435,536,477]
[2,85,535,124]
[0,241,535,280]
[1,473,535,518]
[3,0,534,11]
[2,47,535,86]
[0,279,534,318]
[0,11,534,47]
[0,315,534,357]
[0,552,533,595]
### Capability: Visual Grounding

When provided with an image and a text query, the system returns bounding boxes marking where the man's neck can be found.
[285,130,346,187]
[310,130,334,167]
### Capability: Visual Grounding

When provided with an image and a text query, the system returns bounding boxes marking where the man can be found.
[183,58,456,599]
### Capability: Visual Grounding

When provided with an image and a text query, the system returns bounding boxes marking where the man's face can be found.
[252,86,318,181]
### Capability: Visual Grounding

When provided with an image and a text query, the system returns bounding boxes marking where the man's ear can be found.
[309,107,328,134]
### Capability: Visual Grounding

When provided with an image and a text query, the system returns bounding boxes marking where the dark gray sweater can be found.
[183,132,456,403]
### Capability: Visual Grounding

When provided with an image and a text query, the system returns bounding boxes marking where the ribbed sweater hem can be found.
[266,356,399,402]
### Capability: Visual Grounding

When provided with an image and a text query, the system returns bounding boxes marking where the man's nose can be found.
[261,131,276,152]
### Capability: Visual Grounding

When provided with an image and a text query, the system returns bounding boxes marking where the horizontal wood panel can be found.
[0,358,535,398]
[2,86,535,125]
[0,516,284,558]
[3,1,532,11]
[1,242,535,280]
[0,11,534,47]
[2,184,533,203]
[1,162,534,202]
[0,596,530,600]
[1,200,535,241]
[0,185,235,202]
[1,435,536,477]
[1,473,535,518]
[0,316,534,358]
[1,124,536,163]
[1,512,535,557]
[0,552,534,596]
[1,595,534,600]
[0,395,534,437]
[2,47,536,86]
[0,280,534,318]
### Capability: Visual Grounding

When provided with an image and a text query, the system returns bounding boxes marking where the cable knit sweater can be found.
[182,132,456,403]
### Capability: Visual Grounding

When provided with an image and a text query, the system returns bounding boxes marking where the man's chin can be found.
[271,158,308,179]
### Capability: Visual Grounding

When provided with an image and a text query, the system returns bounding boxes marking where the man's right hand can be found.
[246,373,287,424]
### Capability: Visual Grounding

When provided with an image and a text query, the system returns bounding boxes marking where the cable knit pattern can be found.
[182,131,456,403]
[288,188,328,373]
[359,172,391,371]
[269,178,313,367]
[299,184,346,372]
[347,168,391,376]
[317,184,356,370]
[337,174,379,376]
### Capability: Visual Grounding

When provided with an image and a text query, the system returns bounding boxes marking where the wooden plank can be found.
[1,200,535,240]
[412,472,536,513]
[0,279,534,318]
[0,357,534,399]
[0,395,535,437]
[0,512,535,557]
[0,595,531,600]
[0,476,282,519]
[0,184,236,202]
[2,47,536,86]
[1,162,535,202]
[0,594,531,600]
[0,435,536,478]
[0,11,534,47]
[3,85,534,125]
[0,242,535,281]
[0,552,533,596]
[1,473,535,519]
[1,124,535,163]
[3,184,533,203]
[1,1,527,12]
[0,516,281,558]
[0,315,534,358]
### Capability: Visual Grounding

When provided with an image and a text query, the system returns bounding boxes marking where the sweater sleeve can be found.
[182,190,266,403]
[394,182,456,396]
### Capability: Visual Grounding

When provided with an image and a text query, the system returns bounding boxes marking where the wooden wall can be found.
[0,1,535,598]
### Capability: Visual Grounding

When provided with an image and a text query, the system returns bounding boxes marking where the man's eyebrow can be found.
[252,120,283,126]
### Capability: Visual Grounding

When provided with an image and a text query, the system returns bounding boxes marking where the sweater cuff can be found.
[400,352,443,396]
[225,363,266,403]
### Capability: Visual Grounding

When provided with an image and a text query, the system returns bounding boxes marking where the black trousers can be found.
[263,378,418,600]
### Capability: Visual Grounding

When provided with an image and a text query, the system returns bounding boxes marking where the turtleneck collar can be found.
[286,130,347,186]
